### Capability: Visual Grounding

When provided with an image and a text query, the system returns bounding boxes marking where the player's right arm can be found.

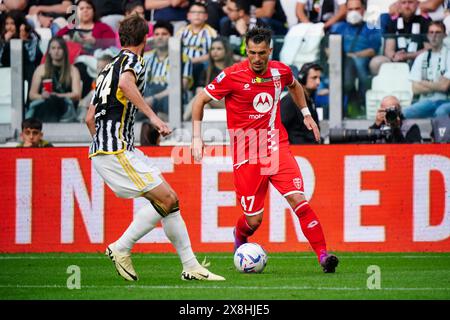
[190,90,212,162]
[118,71,171,137]
[85,103,96,137]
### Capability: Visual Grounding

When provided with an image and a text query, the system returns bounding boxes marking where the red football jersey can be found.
[204,59,295,165]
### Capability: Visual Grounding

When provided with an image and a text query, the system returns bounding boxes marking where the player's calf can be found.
[234,213,262,251]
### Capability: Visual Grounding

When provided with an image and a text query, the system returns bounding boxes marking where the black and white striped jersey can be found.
[177,24,217,60]
[144,49,193,88]
[89,49,146,157]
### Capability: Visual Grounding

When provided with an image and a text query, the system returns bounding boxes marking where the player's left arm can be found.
[287,79,320,142]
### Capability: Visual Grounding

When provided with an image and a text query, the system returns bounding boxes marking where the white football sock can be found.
[162,210,201,271]
[114,203,163,253]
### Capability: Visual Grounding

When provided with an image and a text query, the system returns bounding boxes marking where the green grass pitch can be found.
[0,252,449,300]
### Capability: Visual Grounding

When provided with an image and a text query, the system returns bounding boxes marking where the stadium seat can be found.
[279,22,324,71]
[0,67,12,124]
[365,62,413,119]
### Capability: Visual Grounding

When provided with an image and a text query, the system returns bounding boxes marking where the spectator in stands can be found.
[183,36,233,120]
[144,0,189,33]
[114,0,154,49]
[26,0,73,35]
[403,21,450,118]
[220,0,267,60]
[330,0,381,115]
[388,0,447,22]
[0,0,28,12]
[369,0,431,76]
[142,20,193,121]
[220,0,266,37]
[57,0,116,55]
[205,0,226,32]
[369,95,422,143]
[177,2,217,89]
[251,0,287,35]
[57,0,115,98]
[296,0,347,31]
[0,10,42,88]
[27,36,81,122]
[17,117,54,147]
[221,0,286,36]
[91,0,126,31]
[281,62,323,144]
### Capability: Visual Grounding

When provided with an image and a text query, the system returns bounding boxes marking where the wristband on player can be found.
[301,107,311,117]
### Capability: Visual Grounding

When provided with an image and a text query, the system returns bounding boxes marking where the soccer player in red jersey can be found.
[191,27,339,273]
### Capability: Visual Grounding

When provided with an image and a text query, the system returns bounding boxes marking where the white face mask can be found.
[346,10,363,25]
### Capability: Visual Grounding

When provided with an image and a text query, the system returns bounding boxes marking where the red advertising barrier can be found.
[0,144,449,253]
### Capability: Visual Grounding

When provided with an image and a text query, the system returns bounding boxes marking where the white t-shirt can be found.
[410,46,450,101]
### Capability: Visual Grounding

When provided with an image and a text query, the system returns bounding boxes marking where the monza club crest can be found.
[293,177,303,190]
[253,92,273,113]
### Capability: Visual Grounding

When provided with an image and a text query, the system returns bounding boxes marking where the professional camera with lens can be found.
[329,105,404,144]
[384,106,401,125]
[329,126,393,143]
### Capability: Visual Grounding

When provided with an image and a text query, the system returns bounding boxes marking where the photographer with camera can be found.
[329,95,422,143]
[370,95,422,143]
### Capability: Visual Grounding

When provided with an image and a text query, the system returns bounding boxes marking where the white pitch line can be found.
[0,255,449,260]
[0,284,449,291]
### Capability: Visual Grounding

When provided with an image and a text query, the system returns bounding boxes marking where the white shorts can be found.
[92,149,163,198]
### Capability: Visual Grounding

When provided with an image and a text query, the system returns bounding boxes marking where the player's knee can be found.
[164,192,179,213]
[151,192,179,217]
[286,193,306,208]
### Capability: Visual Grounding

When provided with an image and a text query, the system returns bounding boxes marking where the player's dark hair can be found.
[245,26,272,46]
[153,20,174,36]
[22,118,43,131]
[119,14,149,47]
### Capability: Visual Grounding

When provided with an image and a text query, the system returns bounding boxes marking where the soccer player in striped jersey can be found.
[85,15,224,282]
[191,27,339,273]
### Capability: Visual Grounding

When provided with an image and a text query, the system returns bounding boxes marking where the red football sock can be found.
[235,214,255,242]
[293,201,327,262]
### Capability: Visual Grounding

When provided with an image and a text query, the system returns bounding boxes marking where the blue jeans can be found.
[403,99,450,118]
[379,13,391,35]
[344,56,371,94]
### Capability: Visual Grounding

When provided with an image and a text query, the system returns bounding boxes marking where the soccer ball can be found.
[234,243,268,273]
